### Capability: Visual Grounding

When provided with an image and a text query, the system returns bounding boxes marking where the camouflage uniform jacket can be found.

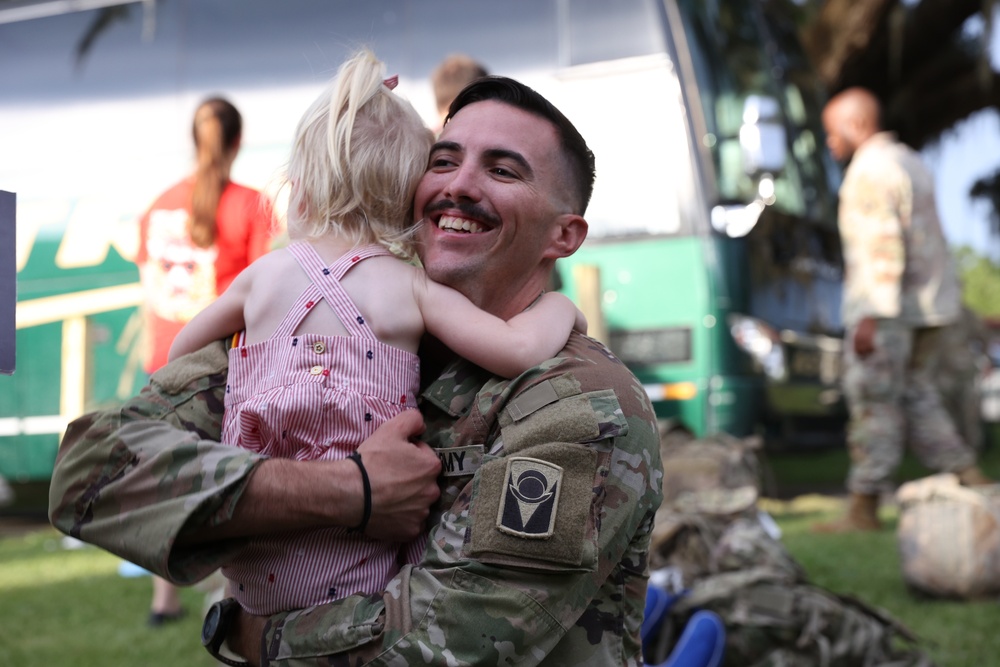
[48,332,663,666]
[838,132,961,328]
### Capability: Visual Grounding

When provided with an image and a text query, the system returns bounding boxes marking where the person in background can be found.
[430,53,488,133]
[816,87,992,533]
[135,96,274,625]
[167,50,584,616]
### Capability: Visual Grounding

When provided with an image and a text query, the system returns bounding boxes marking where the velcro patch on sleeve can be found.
[467,443,598,569]
[504,381,560,422]
[508,395,595,449]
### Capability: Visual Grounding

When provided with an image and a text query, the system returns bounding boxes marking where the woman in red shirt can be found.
[135,96,273,624]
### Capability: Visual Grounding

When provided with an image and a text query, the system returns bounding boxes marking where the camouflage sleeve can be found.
[47,340,262,585]
[260,337,664,666]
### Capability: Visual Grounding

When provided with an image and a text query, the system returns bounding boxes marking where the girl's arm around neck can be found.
[414,273,586,378]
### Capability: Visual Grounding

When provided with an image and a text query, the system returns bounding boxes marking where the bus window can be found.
[550,54,699,239]
[675,0,838,227]
[539,0,699,239]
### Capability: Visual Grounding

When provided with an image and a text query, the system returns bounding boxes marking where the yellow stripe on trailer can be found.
[15,283,143,329]
[11,283,144,440]
[643,382,698,401]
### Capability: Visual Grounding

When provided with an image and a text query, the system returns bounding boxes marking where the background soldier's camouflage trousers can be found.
[842,320,977,494]
[935,307,992,452]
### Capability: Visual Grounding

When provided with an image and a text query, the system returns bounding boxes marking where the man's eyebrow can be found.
[484,148,533,178]
[430,140,462,154]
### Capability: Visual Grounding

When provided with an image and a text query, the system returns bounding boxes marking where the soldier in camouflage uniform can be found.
[48,77,664,666]
[817,87,990,533]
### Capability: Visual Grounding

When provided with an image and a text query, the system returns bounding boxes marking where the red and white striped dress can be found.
[221,241,422,615]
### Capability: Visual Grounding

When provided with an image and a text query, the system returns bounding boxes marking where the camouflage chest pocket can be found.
[465,380,628,571]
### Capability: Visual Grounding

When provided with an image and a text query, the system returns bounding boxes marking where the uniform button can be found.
[313,342,326,354]
[310,366,324,375]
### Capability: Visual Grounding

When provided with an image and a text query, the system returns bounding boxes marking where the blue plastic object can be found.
[117,560,152,578]
[654,609,726,667]
[643,584,726,667]
[642,584,681,652]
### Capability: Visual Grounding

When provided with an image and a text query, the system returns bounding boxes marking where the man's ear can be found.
[544,214,588,259]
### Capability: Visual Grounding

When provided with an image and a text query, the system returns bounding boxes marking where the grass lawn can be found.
[0,527,214,667]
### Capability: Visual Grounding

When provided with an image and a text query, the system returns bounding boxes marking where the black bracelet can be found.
[347,451,372,533]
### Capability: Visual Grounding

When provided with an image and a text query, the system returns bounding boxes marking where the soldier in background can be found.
[816,87,991,533]
[430,53,488,133]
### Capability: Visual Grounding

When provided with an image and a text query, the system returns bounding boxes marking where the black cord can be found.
[347,451,372,533]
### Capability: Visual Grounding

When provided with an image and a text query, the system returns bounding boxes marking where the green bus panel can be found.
[704,374,763,438]
[3,217,145,481]
[0,434,59,482]
[563,237,708,332]
[87,308,147,411]
[557,235,778,439]
[0,322,63,420]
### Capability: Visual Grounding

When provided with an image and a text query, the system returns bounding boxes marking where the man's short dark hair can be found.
[446,76,596,216]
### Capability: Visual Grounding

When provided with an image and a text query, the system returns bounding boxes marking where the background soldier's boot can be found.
[956,465,994,487]
[812,492,882,533]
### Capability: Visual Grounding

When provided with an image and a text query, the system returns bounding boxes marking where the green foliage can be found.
[954,245,1000,318]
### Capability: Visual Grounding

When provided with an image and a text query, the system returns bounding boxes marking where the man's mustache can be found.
[422,199,501,228]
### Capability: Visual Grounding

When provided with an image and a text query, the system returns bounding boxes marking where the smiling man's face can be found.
[414,100,584,319]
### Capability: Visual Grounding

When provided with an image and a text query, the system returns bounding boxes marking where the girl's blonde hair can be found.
[283,49,432,258]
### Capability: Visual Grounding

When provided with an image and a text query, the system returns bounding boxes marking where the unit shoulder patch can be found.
[467,443,598,570]
[496,457,563,538]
